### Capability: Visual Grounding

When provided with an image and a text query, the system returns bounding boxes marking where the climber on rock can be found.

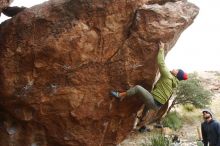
[1,6,26,17]
[111,41,188,132]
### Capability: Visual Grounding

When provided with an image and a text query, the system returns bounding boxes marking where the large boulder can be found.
[0,0,199,145]
[0,0,13,12]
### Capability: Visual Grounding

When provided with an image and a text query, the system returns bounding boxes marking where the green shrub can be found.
[162,111,182,131]
[174,72,212,108]
[145,134,170,146]
[197,141,203,146]
[183,103,195,112]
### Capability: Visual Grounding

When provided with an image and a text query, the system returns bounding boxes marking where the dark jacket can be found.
[201,119,220,146]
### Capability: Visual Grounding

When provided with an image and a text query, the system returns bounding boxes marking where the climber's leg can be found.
[127,85,158,109]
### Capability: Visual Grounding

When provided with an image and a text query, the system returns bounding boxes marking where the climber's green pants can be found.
[126,85,162,120]
[126,85,162,110]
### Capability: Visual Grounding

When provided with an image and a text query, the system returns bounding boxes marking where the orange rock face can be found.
[0,0,199,145]
[0,0,13,12]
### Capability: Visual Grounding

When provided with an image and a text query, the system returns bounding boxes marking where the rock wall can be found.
[0,0,199,145]
[0,0,13,12]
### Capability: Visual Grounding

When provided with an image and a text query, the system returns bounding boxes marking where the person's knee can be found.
[134,85,142,89]
[134,85,143,91]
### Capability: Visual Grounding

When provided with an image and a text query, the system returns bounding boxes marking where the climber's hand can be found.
[159,41,165,49]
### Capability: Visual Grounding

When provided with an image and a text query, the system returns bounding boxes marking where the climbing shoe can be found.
[110,91,121,99]
[138,125,151,133]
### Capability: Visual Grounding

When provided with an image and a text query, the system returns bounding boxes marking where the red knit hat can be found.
[176,69,188,80]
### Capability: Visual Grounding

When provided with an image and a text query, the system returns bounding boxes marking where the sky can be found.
[166,0,220,72]
[0,0,220,73]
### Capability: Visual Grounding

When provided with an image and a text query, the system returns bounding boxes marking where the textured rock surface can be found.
[0,0,199,145]
[0,0,13,12]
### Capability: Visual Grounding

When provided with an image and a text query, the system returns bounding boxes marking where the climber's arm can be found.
[157,42,171,78]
